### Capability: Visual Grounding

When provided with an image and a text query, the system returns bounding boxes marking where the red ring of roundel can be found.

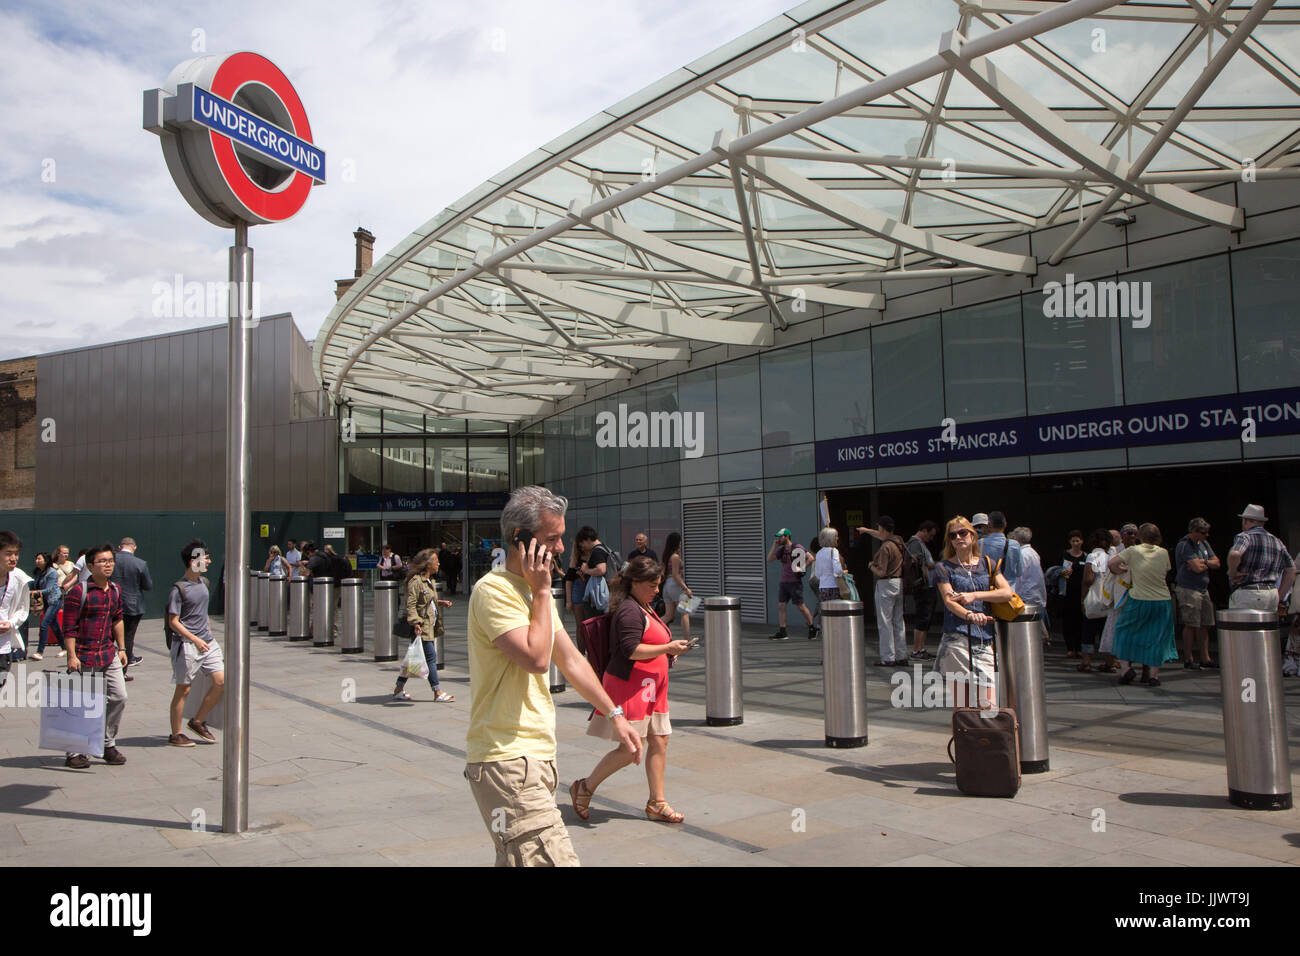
[208,52,315,223]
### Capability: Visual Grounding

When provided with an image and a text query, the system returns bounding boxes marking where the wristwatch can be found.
[608,705,626,719]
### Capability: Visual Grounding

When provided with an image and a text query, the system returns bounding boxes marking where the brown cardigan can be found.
[603,598,657,681]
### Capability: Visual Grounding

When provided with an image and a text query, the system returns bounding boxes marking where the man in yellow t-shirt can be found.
[465,486,641,866]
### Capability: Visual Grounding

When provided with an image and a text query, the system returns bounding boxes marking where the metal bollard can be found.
[996,604,1049,773]
[339,578,363,654]
[288,577,310,641]
[248,568,259,627]
[434,580,446,671]
[548,585,565,693]
[1217,608,1291,810]
[704,596,743,726]
[373,580,400,662]
[312,577,336,647]
[822,600,867,748]
[267,573,287,636]
[257,572,270,632]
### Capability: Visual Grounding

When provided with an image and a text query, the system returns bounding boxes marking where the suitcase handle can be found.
[966,634,999,710]
[946,735,956,764]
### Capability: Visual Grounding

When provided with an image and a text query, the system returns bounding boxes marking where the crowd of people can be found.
[786,505,1298,692]
[8,491,1294,869]
[0,532,226,765]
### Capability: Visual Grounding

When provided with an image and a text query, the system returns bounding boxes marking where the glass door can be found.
[430,520,466,594]
[468,519,503,591]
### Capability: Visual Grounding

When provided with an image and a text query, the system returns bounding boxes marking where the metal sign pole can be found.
[223,220,252,833]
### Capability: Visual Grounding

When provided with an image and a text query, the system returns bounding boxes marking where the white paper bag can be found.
[39,672,106,757]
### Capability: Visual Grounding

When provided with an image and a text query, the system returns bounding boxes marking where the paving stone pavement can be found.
[3,603,1300,867]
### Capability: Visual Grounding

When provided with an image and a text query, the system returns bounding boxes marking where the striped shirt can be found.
[63,580,124,669]
[1230,526,1294,590]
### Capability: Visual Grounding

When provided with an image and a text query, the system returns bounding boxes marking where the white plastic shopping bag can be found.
[400,635,430,680]
[683,595,703,615]
[39,671,106,757]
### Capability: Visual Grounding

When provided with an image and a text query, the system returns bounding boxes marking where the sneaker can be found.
[807,626,819,640]
[1188,661,1201,671]
[769,629,789,641]
[187,719,217,742]
[65,754,90,769]
[909,650,927,660]
[890,659,909,667]
[129,656,143,666]
[102,747,126,766]
[29,652,42,661]
[168,733,196,748]
[57,650,66,658]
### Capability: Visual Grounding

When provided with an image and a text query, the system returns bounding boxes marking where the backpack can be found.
[587,574,610,613]
[901,539,925,595]
[606,549,626,577]
[579,613,612,685]
[1083,551,1112,619]
[329,552,354,582]
[163,580,186,650]
[163,578,209,649]
[66,580,121,641]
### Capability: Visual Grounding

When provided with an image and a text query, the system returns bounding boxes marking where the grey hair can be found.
[1009,526,1032,545]
[501,485,569,541]
[818,526,838,547]
[1188,516,1210,534]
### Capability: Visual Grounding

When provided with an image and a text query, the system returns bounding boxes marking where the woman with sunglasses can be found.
[933,516,1015,709]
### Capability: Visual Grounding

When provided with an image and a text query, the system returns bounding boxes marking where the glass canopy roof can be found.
[317,0,1300,424]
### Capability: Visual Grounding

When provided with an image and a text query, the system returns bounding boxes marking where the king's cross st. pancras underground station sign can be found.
[143,51,325,226]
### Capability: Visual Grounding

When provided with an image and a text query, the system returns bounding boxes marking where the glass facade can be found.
[337,411,508,497]
[344,240,1300,571]
[513,239,1300,514]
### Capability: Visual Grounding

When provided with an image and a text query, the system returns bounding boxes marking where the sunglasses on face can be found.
[949,529,973,539]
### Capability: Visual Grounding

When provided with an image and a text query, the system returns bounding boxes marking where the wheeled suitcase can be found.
[948,707,1021,796]
[945,635,1021,797]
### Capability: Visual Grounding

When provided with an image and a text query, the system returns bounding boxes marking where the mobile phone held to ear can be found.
[513,529,535,552]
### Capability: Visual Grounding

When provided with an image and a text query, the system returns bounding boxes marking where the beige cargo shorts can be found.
[464,755,579,867]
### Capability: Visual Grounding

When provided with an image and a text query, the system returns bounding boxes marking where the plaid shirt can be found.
[1230,526,1295,589]
[63,580,124,668]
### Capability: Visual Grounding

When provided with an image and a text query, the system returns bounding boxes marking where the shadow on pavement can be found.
[115,736,182,749]
[828,761,954,790]
[0,782,194,830]
[752,738,829,749]
[1118,791,1228,810]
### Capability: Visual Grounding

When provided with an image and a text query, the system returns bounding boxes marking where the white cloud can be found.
[0,0,796,362]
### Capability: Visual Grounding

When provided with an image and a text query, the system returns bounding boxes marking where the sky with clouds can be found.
[0,0,798,362]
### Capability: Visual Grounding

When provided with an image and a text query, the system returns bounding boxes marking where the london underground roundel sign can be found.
[144,52,324,227]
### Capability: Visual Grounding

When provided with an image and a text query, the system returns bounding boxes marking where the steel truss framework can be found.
[318,0,1297,423]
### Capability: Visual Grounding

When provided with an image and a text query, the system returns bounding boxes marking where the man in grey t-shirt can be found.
[166,539,225,747]
[1174,517,1220,670]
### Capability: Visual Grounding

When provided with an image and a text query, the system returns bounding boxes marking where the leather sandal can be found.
[645,800,684,824]
[569,778,592,821]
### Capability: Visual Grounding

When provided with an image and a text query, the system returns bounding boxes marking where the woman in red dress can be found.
[570,555,692,823]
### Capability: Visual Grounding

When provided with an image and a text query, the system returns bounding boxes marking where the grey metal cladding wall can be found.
[273,422,291,507]
[30,315,322,512]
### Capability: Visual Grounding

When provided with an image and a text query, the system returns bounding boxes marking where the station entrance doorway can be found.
[384,518,502,593]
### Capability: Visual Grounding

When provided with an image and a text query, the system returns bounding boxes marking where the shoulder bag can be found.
[984,556,1026,622]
